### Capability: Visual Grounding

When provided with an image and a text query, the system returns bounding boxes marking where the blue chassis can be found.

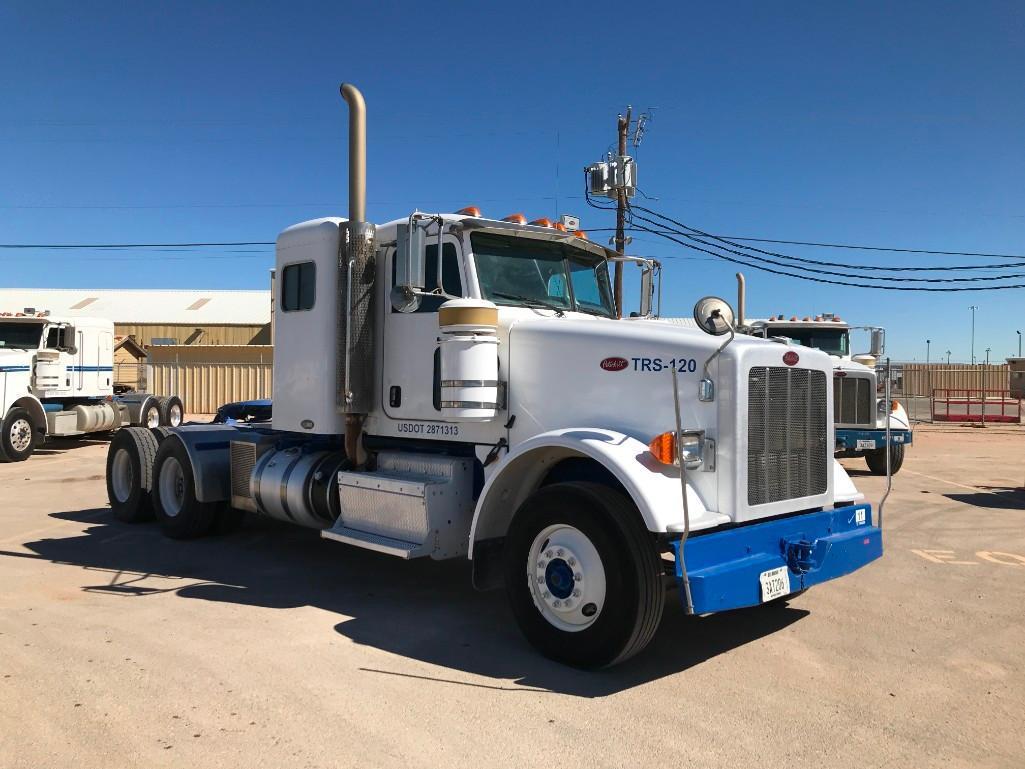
[835,428,912,452]
[669,503,882,614]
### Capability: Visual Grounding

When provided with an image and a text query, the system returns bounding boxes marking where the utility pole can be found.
[946,350,952,365]
[986,347,991,365]
[969,305,979,364]
[1017,330,1022,357]
[613,106,632,318]
[926,339,930,365]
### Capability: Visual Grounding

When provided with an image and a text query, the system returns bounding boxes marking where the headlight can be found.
[649,429,706,469]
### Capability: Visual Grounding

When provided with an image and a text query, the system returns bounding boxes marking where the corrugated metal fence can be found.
[149,362,273,414]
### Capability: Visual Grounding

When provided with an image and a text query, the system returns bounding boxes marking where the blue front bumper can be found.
[835,428,912,451]
[669,504,882,614]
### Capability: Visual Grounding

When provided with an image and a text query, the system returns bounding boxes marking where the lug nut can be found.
[553,600,561,607]
[568,557,576,566]
[556,548,564,557]
[546,550,553,559]
[573,589,581,597]
[574,572,582,581]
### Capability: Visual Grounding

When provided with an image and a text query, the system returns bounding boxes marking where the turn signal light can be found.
[456,206,482,217]
[891,399,900,412]
[649,431,677,465]
[502,213,527,224]
[529,217,554,228]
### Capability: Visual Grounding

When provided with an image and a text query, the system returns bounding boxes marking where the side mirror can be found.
[692,296,735,336]
[639,265,653,317]
[392,222,427,313]
[66,345,78,356]
[870,328,886,356]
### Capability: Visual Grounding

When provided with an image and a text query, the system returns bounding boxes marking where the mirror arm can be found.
[699,311,736,402]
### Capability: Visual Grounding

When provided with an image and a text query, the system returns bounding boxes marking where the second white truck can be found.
[0,312,183,461]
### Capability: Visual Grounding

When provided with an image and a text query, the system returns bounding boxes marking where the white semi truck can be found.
[745,311,911,475]
[0,312,183,461]
[104,84,884,668]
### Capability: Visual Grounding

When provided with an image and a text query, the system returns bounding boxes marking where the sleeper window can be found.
[281,262,316,311]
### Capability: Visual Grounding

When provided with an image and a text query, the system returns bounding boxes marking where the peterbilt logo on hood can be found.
[783,350,800,366]
[600,356,629,371]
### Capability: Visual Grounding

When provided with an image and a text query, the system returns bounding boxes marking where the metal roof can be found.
[0,289,270,325]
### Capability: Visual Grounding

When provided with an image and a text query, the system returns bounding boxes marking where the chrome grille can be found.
[834,375,873,426]
[748,367,828,506]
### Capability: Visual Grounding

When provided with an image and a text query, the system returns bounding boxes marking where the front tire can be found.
[151,437,218,539]
[865,443,905,475]
[503,482,664,669]
[1,407,37,462]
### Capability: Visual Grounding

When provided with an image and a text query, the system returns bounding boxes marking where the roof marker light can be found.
[790,316,798,321]
[456,206,482,217]
[553,222,567,231]
[574,231,589,240]
[529,217,554,228]
[501,213,527,224]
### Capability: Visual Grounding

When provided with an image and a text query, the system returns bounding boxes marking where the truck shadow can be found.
[32,435,112,457]
[21,508,809,698]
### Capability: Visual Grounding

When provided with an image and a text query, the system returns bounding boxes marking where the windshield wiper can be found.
[492,291,566,317]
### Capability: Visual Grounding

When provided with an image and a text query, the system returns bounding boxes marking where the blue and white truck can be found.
[0,312,183,461]
[102,84,885,668]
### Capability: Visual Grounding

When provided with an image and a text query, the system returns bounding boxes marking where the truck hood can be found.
[504,313,838,523]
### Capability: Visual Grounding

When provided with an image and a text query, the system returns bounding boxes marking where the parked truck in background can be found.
[0,312,184,461]
[745,310,911,474]
[104,83,884,668]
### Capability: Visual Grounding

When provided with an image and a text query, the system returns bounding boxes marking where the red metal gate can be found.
[932,389,1022,423]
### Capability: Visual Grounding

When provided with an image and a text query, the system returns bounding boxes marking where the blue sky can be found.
[1,1,1023,361]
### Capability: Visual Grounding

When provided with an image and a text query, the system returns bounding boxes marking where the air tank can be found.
[438,299,499,422]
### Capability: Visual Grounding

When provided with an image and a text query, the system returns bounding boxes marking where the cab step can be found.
[320,525,427,559]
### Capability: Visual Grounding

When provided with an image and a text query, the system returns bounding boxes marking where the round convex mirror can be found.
[390,284,421,313]
[692,296,735,336]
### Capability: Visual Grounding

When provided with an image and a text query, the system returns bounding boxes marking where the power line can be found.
[626,212,1025,291]
[0,241,274,249]
[629,206,1025,276]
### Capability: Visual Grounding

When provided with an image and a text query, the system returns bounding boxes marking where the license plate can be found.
[856,439,876,450]
[759,566,790,602]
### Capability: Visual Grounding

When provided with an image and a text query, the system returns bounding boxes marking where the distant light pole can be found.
[985,347,991,365]
[926,339,931,365]
[946,350,952,364]
[1018,330,1022,358]
[969,305,979,364]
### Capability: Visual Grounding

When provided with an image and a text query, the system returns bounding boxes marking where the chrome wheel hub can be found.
[111,448,134,503]
[9,418,32,453]
[528,524,607,632]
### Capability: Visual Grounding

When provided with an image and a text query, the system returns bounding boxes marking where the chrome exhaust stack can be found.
[337,83,376,465]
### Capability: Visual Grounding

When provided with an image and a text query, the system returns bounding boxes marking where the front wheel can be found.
[503,482,665,669]
[1,407,38,462]
[865,443,905,475]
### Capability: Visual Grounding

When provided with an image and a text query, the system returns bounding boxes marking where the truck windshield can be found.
[472,233,615,318]
[768,326,849,356]
[0,322,43,350]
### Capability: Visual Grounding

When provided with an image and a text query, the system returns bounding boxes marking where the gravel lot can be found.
[1,423,1023,768]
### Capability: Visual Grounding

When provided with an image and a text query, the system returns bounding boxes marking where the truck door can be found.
[381,237,464,421]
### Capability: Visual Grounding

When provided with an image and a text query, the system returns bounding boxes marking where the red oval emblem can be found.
[835,371,847,378]
[783,350,800,366]
[600,356,629,372]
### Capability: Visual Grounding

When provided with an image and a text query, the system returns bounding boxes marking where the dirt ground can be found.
[1,423,1023,768]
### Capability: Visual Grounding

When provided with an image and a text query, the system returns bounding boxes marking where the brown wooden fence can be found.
[895,364,1012,397]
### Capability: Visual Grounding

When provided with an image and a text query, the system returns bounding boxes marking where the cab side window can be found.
[391,243,462,313]
[46,327,69,349]
[281,261,316,312]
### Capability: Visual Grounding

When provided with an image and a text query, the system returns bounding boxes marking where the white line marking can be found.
[902,469,1022,499]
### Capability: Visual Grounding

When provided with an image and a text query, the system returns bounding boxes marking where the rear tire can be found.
[106,427,159,522]
[503,482,664,669]
[1,407,37,462]
[865,443,904,475]
[159,396,184,427]
[151,437,218,539]
[141,399,162,429]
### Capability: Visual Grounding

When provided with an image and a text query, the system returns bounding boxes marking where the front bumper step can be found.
[670,504,882,614]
